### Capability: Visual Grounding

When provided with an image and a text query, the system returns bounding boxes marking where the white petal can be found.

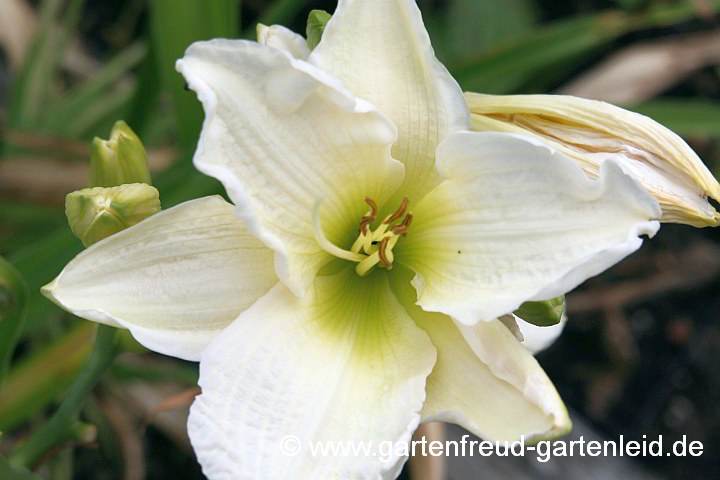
[42,196,277,361]
[397,132,661,324]
[177,39,403,297]
[188,268,435,480]
[516,314,567,354]
[311,0,469,202]
[390,268,570,442]
[256,24,311,60]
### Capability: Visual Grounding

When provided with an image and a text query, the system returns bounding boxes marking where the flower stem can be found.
[8,324,117,469]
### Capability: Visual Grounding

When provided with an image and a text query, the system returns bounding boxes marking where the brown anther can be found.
[391,213,413,236]
[401,213,412,229]
[378,237,392,269]
[365,197,378,216]
[359,217,373,234]
[384,197,409,224]
[359,197,378,234]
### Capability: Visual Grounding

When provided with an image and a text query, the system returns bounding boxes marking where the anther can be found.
[378,237,392,268]
[384,197,408,224]
[359,197,378,234]
[391,213,413,236]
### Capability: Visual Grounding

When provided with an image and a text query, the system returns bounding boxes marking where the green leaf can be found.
[452,0,720,94]
[0,323,94,432]
[149,0,240,155]
[0,257,28,384]
[452,12,633,94]
[0,456,43,480]
[445,0,538,58]
[6,0,86,131]
[630,99,720,138]
[39,43,148,138]
[513,296,565,327]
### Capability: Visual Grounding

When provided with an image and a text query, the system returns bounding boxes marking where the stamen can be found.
[359,197,378,234]
[313,200,366,263]
[378,237,392,268]
[314,197,413,276]
[391,213,413,236]
[384,197,408,224]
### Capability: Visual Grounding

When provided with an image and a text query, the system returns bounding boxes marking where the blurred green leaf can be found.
[611,0,649,11]
[39,43,148,138]
[0,322,93,432]
[9,229,82,328]
[0,456,43,480]
[445,0,538,58]
[0,257,28,383]
[0,201,65,254]
[452,11,633,93]
[149,0,240,155]
[252,0,315,37]
[631,99,720,138]
[7,0,86,131]
[452,0,720,94]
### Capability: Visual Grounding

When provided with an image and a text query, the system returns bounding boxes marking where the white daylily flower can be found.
[43,1,663,478]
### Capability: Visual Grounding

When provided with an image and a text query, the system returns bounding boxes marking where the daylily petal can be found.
[467,93,720,227]
[42,196,276,361]
[515,314,567,354]
[311,0,469,203]
[188,267,436,479]
[390,267,570,442]
[177,39,403,297]
[396,131,661,325]
[256,23,311,60]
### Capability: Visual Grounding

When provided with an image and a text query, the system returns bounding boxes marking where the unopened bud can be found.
[65,184,160,247]
[513,296,565,327]
[90,121,151,188]
[306,9,332,50]
[467,93,720,227]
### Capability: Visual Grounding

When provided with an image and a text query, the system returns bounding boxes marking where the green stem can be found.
[0,257,29,385]
[8,325,117,469]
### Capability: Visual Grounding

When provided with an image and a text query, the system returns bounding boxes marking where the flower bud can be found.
[306,9,332,50]
[513,296,565,327]
[65,184,161,247]
[467,93,720,227]
[90,121,151,188]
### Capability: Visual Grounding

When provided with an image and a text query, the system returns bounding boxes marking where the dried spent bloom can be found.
[467,93,720,227]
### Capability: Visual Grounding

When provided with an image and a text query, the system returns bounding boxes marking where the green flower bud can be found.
[90,121,151,188]
[306,9,332,50]
[65,184,161,247]
[513,296,565,327]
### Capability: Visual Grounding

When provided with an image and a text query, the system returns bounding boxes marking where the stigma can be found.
[313,197,412,276]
